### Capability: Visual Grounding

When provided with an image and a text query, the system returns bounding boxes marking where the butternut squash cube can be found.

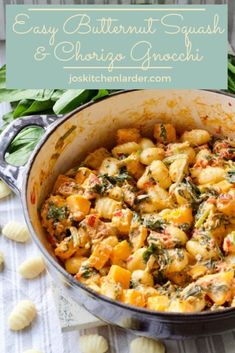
[88,243,112,270]
[100,277,123,300]
[116,128,141,144]
[154,123,176,144]
[66,194,91,214]
[147,295,170,311]
[197,271,234,305]
[75,167,92,184]
[108,265,131,289]
[122,289,145,307]
[111,240,132,266]
[161,206,193,226]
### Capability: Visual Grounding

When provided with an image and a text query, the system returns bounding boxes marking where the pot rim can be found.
[21,89,235,320]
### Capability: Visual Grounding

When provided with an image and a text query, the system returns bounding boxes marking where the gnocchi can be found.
[41,125,235,313]
[0,180,11,199]
[79,334,108,353]
[19,256,45,279]
[2,221,30,242]
[8,300,36,331]
[130,337,165,353]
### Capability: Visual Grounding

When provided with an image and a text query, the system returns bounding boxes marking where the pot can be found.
[1,89,235,339]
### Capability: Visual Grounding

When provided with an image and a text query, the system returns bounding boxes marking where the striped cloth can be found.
[0,194,64,353]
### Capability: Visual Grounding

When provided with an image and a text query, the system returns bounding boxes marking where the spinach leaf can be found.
[0,89,55,103]
[0,64,6,89]
[5,127,44,166]
[0,112,14,132]
[159,123,167,142]
[13,99,54,118]
[53,89,97,114]
[143,218,166,232]
[143,244,157,263]
[47,203,68,221]
[93,89,109,101]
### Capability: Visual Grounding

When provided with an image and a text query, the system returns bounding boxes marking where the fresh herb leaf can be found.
[80,266,97,278]
[160,123,167,142]
[143,218,166,232]
[143,244,157,263]
[153,270,166,285]
[185,177,201,202]
[182,285,203,299]
[47,203,68,221]
[99,170,133,187]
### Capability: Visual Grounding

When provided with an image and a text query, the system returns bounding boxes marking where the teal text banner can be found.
[6,5,227,89]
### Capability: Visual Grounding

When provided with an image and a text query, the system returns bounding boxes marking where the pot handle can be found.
[0,114,60,195]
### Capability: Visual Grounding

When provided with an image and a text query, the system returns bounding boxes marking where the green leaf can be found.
[51,90,66,102]
[53,89,97,114]
[2,111,14,123]
[93,89,109,101]
[0,65,6,89]
[228,61,235,75]
[0,112,14,132]
[5,127,44,166]
[13,99,54,118]
[13,99,32,118]
[143,244,157,263]
[0,89,55,103]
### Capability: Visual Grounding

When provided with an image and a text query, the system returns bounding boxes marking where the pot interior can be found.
[25,89,235,259]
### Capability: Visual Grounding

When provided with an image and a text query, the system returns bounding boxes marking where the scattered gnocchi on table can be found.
[8,299,37,331]
[0,180,11,199]
[2,221,30,242]
[79,334,108,353]
[38,124,234,313]
[19,256,45,279]
[130,337,165,353]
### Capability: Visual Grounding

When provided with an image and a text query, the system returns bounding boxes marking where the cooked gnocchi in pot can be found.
[41,124,235,313]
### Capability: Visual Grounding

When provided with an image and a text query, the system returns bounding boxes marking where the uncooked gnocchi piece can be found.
[79,334,108,353]
[0,250,4,271]
[130,337,165,353]
[19,256,45,279]
[23,350,43,353]
[8,300,37,331]
[2,221,30,242]
[0,180,11,199]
